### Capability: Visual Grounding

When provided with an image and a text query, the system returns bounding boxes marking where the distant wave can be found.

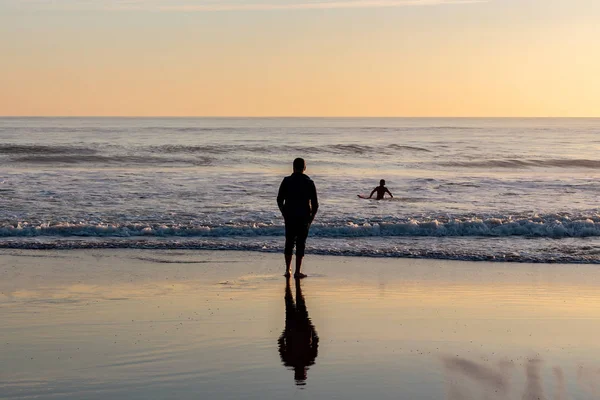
[152,144,376,156]
[388,144,432,152]
[0,144,98,155]
[169,127,237,132]
[2,142,431,161]
[358,126,478,131]
[149,145,232,155]
[148,143,431,156]
[2,215,600,238]
[7,155,212,166]
[441,159,600,169]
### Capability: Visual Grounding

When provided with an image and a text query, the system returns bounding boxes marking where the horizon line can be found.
[1,116,598,119]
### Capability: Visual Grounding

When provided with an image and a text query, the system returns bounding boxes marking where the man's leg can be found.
[294,222,310,278]
[284,221,295,277]
[295,255,304,277]
[285,254,293,276]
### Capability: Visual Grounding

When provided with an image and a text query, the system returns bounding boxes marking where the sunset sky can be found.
[1,0,599,116]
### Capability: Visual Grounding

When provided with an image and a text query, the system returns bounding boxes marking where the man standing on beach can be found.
[277,158,319,278]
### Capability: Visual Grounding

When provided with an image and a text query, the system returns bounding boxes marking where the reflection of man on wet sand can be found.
[278,277,319,386]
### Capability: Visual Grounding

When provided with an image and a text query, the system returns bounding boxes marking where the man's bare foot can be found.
[284,269,292,277]
[294,272,307,279]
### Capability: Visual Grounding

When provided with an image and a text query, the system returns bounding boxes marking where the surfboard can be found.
[357,194,370,199]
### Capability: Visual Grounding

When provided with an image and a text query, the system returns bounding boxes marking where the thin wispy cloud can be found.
[9,0,488,12]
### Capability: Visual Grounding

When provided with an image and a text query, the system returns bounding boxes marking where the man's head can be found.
[380,179,386,186]
[293,158,306,173]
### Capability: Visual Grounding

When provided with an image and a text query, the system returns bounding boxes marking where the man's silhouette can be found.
[278,277,319,385]
[277,158,319,278]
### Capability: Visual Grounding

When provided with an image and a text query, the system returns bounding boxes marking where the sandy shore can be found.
[1,249,600,399]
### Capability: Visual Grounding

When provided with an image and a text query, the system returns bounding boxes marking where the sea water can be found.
[1,117,600,263]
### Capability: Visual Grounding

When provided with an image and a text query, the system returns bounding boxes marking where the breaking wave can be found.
[2,215,600,238]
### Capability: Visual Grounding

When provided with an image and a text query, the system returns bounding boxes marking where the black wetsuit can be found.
[277,172,319,257]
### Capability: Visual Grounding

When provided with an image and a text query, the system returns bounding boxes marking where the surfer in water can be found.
[277,158,319,279]
[368,179,393,200]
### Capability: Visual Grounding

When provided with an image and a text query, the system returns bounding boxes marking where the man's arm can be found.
[386,188,393,198]
[368,188,377,198]
[277,179,287,215]
[310,181,319,222]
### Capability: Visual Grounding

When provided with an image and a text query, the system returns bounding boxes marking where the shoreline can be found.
[0,240,599,264]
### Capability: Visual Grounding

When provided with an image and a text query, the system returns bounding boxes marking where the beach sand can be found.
[2,250,600,399]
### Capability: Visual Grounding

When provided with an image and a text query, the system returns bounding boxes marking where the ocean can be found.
[1,117,599,263]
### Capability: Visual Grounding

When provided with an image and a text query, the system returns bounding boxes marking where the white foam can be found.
[2,214,600,239]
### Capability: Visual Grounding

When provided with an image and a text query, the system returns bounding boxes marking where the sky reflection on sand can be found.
[1,250,600,399]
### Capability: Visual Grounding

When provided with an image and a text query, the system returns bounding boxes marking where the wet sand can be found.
[1,250,600,399]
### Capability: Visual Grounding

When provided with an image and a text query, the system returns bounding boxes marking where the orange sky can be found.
[1,0,599,116]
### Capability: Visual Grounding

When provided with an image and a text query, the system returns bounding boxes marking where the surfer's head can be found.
[293,158,306,173]
[380,179,385,186]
